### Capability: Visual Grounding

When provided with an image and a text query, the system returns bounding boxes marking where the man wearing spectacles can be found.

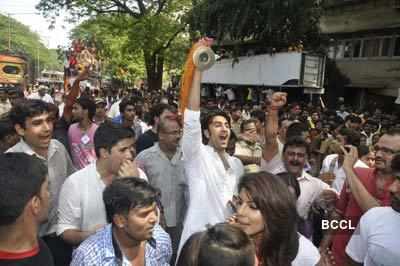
[320,129,400,266]
[346,153,400,266]
[135,117,186,263]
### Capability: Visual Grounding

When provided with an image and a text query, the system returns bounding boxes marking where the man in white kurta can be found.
[179,108,243,251]
[178,41,244,252]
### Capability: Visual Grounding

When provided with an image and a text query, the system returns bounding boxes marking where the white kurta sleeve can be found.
[57,177,82,235]
[345,215,368,263]
[182,109,203,161]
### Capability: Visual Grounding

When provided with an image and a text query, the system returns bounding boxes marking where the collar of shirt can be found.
[153,143,182,165]
[298,170,313,182]
[15,139,57,161]
[101,225,157,263]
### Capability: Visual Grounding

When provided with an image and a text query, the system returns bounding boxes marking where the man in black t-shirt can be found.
[0,153,54,266]
[136,103,176,154]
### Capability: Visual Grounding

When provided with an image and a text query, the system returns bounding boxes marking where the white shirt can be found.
[28,92,54,104]
[261,156,332,219]
[57,162,148,235]
[320,154,369,193]
[107,99,121,118]
[179,109,244,252]
[7,139,75,236]
[346,207,400,266]
[292,233,320,266]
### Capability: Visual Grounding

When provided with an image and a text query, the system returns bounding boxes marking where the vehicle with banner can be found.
[0,52,28,93]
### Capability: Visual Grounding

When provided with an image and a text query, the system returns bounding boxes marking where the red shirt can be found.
[331,168,393,266]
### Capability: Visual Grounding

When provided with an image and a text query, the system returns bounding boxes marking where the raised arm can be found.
[342,146,380,212]
[63,67,89,122]
[187,70,202,111]
[263,92,287,162]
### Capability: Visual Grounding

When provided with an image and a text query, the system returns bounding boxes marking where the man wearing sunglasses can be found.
[320,129,400,266]
[346,153,400,266]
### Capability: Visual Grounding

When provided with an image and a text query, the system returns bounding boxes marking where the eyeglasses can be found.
[374,145,399,155]
[161,130,182,136]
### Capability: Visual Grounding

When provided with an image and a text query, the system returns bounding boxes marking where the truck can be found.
[0,52,28,93]
[202,52,326,96]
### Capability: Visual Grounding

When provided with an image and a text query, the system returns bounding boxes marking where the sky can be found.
[0,0,76,49]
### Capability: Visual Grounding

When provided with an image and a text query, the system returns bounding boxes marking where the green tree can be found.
[37,0,191,90]
[0,14,62,81]
[190,0,324,54]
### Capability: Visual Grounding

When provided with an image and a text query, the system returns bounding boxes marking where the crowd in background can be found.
[0,70,399,266]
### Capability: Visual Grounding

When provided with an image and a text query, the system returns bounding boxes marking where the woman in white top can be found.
[228,171,320,266]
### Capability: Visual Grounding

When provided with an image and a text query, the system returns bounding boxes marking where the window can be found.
[362,39,380,57]
[344,41,353,58]
[2,65,20,75]
[394,37,400,56]
[353,40,361,57]
[381,38,392,56]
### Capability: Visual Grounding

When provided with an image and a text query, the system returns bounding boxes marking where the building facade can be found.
[320,0,400,110]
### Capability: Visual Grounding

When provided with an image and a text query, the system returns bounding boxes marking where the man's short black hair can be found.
[283,136,310,157]
[286,122,309,141]
[75,96,96,121]
[0,116,15,141]
[148,103,176,126]
[338,127,361,147]
[0,153,47,226]
[103,177,158,224]
[9,99,49,128]
[250,110,265,124]
[345,114,362,124]
[201,109,231,133]
[94,122,135,157]
[240,119,258,133]
[119,97,136,114]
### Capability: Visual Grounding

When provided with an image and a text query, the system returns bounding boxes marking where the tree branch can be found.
[153,26,186,56]
[135,0,147,15]
[156,0,168,15]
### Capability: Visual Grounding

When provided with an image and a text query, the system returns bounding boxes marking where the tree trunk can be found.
[144,50,164,91]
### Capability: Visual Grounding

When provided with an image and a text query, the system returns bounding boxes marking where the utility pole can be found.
[8,13,11,50]
[37,45,40,80]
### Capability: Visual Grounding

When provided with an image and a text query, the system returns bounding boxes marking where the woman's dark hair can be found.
[176,223,255,266]
[103,177,158,224]
[238,171,299,266]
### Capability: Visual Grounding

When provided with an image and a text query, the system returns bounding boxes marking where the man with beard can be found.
[345,153,400,266]
[320,130,400,266]
[69,97,98,169]
[7,99,75,266]
[178,40,244,254]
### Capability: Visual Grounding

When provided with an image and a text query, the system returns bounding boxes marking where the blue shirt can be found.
[111,115,143,138]
[71,224,172,266]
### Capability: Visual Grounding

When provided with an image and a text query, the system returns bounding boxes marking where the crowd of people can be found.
[0,60,399,266]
